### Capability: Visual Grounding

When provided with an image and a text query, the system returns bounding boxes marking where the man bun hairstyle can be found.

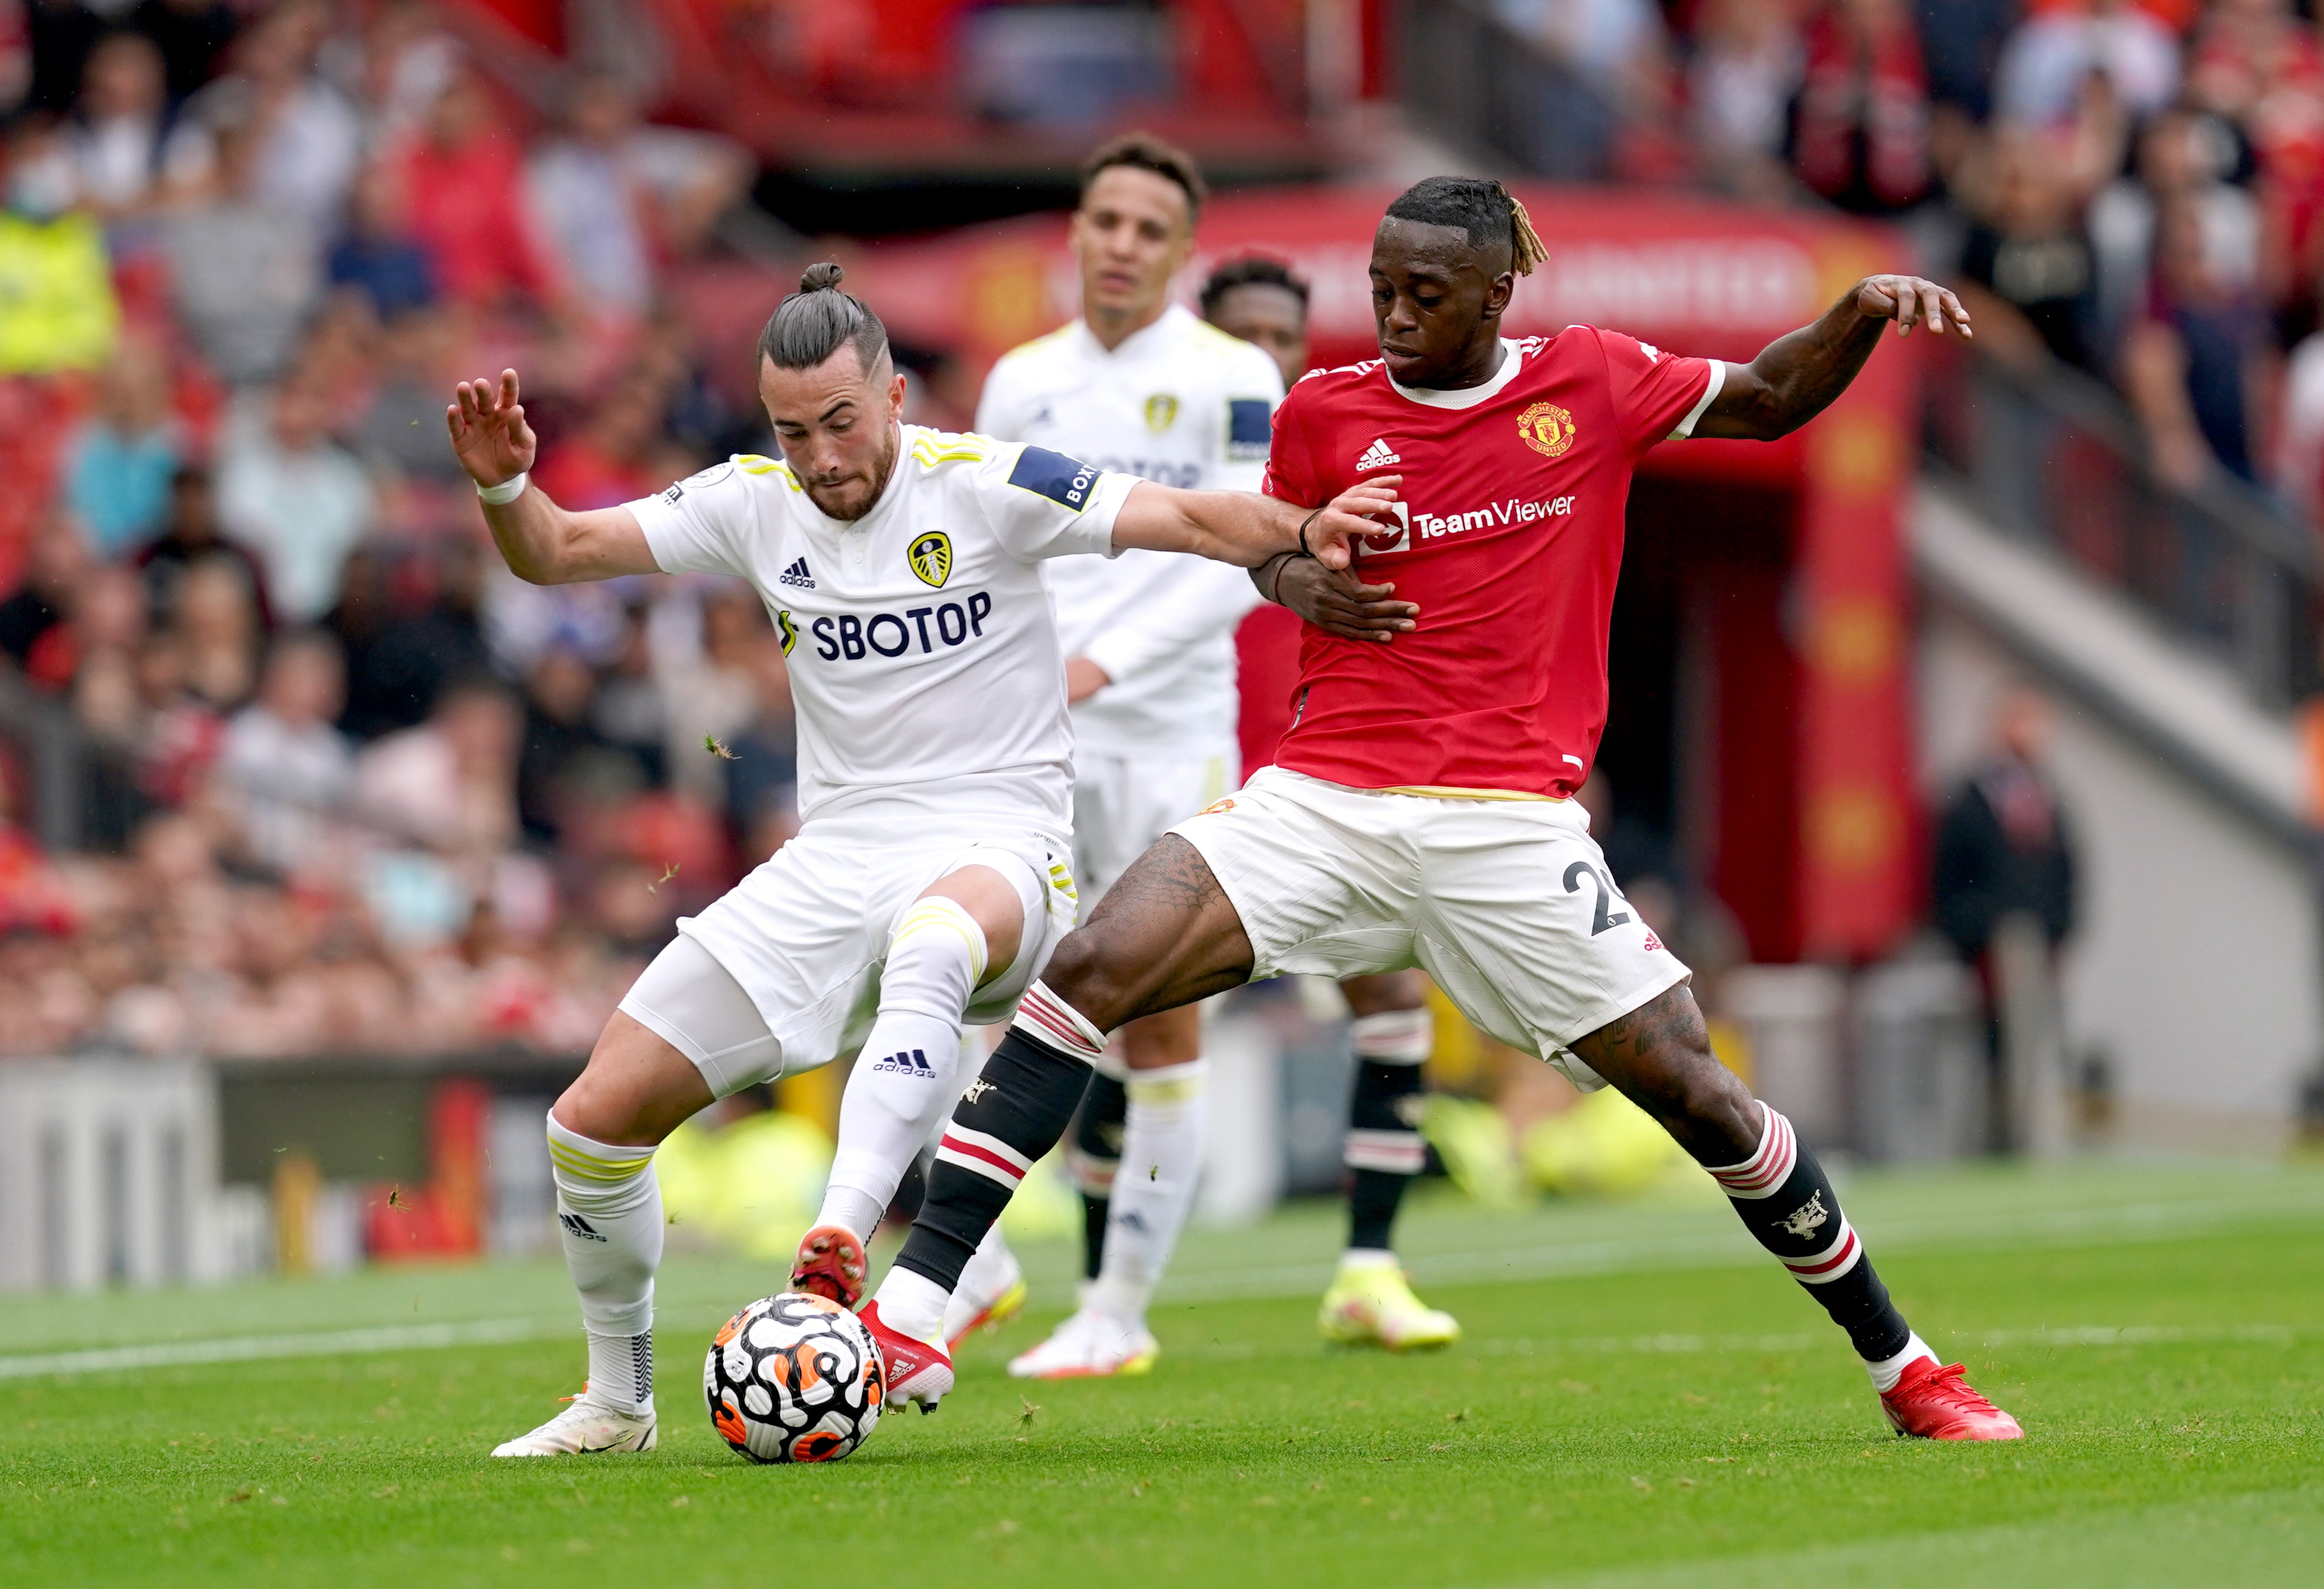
[1079,131,1207,218]
[1382,176,1549,276]
[758,261,891,373]
[1200,255,1309,318]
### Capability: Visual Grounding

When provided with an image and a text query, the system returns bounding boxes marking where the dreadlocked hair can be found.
[759,261,890,372]
[1382,176,1549,277]
[1199,256,1309,318]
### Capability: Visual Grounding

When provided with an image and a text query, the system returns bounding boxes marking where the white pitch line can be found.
[0,1317,562,1382]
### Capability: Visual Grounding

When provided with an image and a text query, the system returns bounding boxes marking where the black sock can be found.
[895,1026,1095,1292]
[1069,1070,1127,1281]
[1708,1106,1911,1362]
[1344,1058,1427,1253]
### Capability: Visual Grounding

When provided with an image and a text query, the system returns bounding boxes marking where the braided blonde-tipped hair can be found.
[1504,189,1548,276]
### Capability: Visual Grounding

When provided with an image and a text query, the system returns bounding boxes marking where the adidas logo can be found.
[559,1212,607,1243]
[870,1048,937,1077]
[778,557,816,589]
[1356,437,1401,471]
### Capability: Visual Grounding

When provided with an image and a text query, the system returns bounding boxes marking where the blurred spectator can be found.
[0,509,87,687]
[0,113,118,373]
[535,376,666,508]
[517,644,614,844]
[25,0,101,116]
[327,160,434,321]
[356,673,521,859]
[216,380,374,623]
[165,0,357,230]
[1994,0,2178,128]
[1912,0,2020,124]
[341,538,492,739]
[218,628,351,876]
[526,69,750,321]
[137,464,272,630]
[63,562,150,746]
[341,0,459,149]
[722,628,799,858]
[2090,108,2260,361]
[1,1,23,113]
[126,627,220,808]
[1956,126,2098,369]
[664,585,767,805]
[387,64,562,312]
[64,30,172,221]
[591,600,668,785]
[64,334,179,557]
[348,306,466,485]
[2184,0,2324,302]
[1792,0,1935,215]
[2121,193,2269,486]
[128,0,237,104]
[1935,689,2077,962]
[164,100,319,386]
[1688,0,1803,193]
[171,553,258,709]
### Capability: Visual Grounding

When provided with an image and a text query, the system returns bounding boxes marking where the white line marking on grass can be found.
[0,1317,563,1381]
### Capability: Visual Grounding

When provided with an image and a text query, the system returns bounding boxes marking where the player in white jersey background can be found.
[447,263,1395,1454]
[974,135,1281,1380]
[977,137,1451,1380]
[1201,256,1461,1353]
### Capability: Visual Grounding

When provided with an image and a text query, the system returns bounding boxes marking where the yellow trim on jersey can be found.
[734,453,802,490]
[909,431,994,469]
[1378,784,1562,803]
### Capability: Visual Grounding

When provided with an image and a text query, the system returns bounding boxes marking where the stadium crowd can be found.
[0,0,2311,1061]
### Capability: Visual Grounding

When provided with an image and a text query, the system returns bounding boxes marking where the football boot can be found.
[1317,1259,1461,1350]
[1880,1358,2024,1440]
[791,1222,869,1308]
[491,1390,657,1457]
[1007,1308,1158,1379]
[943,1238,1028,1346]
[861,1300,954,1413]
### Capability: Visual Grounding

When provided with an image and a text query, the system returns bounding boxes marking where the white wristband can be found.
[476,472,529,506]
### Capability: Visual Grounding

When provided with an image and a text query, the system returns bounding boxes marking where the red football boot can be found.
[860,1299,954,1414]
[790,1223,868,1308]
[1881,1358,2024,1440]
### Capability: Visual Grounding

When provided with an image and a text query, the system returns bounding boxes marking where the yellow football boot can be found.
[1317,1259,1461,1350]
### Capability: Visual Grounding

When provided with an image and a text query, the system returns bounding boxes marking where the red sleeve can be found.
[1261,379,1323,505]
[1594,328,1722,460]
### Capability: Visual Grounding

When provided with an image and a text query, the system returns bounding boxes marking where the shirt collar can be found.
[1387,338,1527,410]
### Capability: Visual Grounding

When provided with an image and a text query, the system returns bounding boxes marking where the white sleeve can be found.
[1079,555,1262,686]
[624,457,756,579]
[974,442,1134,563]
[974,356,1025,441]
[1210,343,1287,494]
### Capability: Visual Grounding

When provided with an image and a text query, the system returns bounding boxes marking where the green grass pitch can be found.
[4,1159,2321,1588]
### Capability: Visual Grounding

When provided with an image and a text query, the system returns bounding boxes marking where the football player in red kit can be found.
[861,176,2021,1442]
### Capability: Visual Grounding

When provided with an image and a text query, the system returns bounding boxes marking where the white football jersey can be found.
[977,303,1283,757]
[628,428,1134,832]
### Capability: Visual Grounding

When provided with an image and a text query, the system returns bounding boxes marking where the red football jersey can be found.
[1260,328,1722,799]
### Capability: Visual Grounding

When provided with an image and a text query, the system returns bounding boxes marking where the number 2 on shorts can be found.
[1562,860,1632,935]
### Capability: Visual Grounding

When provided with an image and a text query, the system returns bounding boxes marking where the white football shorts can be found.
[1072,747,1240,910]
[619,813,1078,1098]
[1168,767,1690,1091]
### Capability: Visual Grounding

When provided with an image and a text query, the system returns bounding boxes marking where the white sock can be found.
[1866,1331,1937,1392]
[820,897,986,1234]
[1339,1246,1397,1272]
[546,1114,662,1414]
[871,1265,949,1342]
[1088,1056,1208,1326]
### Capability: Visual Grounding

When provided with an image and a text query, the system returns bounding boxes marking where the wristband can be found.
[1297,506,1324,558]
[1259,549,1299,604]
[476,472,529,506]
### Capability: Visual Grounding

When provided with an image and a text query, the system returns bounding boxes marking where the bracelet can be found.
[476,471,529,506]
[1296,506,1325,558]
[1259,549,1298,604]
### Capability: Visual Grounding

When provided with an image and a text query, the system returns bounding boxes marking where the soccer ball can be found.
[704,1292,885,1463]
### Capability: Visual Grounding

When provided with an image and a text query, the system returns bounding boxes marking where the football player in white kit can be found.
[451,263,1393,1454]
[980,138,1452,1380]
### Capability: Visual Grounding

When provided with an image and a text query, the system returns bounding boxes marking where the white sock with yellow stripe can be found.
[546,1114,661,1415]
[1088,1057,1209,1326]
[821,896,987,1237]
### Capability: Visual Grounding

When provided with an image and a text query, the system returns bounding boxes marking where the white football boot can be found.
[491,1391,657,1457]
[1007,1307,1158,1379]
[943,1234,1029,1346]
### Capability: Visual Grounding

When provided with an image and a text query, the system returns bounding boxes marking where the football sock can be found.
[1068,1067,1129,1281]
[1866,1331,1939,1393]
[1344,1008,1432,1254]
[1706,1103,1917,1367]
[882,982,1106,1334]
[546,1114,662,1414]
[820,897,985,1234]
[1088,1057,1209,1325]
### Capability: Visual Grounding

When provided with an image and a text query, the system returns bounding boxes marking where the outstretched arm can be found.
[1695,276,1971,442]
[1110,478,1399,570]
[448,370,660,584]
